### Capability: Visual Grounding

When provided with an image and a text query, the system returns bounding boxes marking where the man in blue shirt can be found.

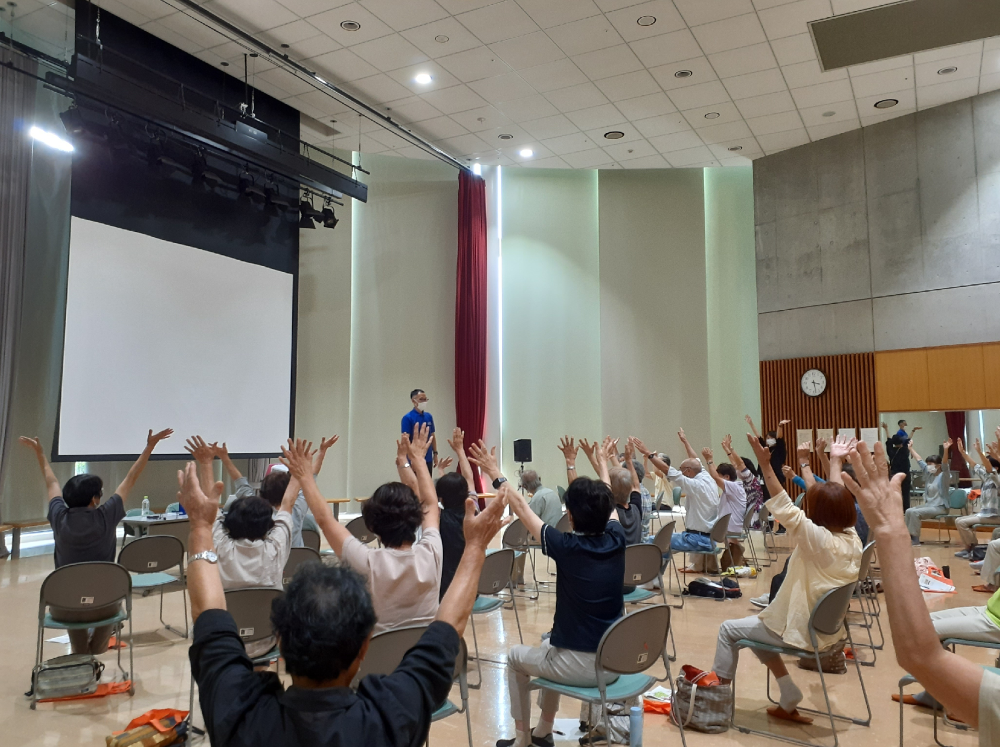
[401,389,436,472]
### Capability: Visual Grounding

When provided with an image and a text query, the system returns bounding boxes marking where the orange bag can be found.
[38,680,132,703]
[119,710,190,734]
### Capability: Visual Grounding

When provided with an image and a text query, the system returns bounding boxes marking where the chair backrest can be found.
[597,604,671,678]
[672,486,682,506]
[808,583,857,638]
[502,518,529,550]
[39,562,131,615]
[742,506,755,532]
[224,587,284,645]
[125,508,142,517]
[624,543,662,586]
[117,535,184,575]
[356,626,467,683]
[147,520,191,551]
[652,521,676,554]
[709,513,732,543]
[555,513,572,533]
[653,490,665,511]
[949,488,968,510]
[346,516,377,544]
[478,548,516,596]
[857,541,877,584]
[301,528,321,552]
[166,502,181,513]
[794,493,805,508]
[283,547,321,586]
[557,485,566,504]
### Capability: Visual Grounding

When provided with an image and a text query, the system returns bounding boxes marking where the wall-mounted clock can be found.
[801,368,827,397]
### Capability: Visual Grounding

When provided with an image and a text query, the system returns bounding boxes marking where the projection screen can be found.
[56,217,294,459]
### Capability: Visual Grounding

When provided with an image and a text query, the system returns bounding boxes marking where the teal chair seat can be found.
[43,608,127,630]
[432,699,460,721]
[529,672,649,702]
[130,572,182,589]
[737,637,842,659]
[623,588,656,604]
[473,596,505,614]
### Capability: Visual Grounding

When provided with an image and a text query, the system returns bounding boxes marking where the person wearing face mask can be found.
[904,439,952,545]
[746,415,790,494]
[402,388,437,474]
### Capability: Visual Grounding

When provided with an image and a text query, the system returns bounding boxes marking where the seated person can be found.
[21,428,173,655]
[904,439,952,546]
[843,440,998,741]
[180,450,506,747]
[711,434,861,724]
[437,428,478,599]
[722,435,763,527]
[975,536,1000,593]
[289,425,442,634]
[702,446,746,568]
[609,450,643,546]
[955,437,1000,560]
[471,439,626,747]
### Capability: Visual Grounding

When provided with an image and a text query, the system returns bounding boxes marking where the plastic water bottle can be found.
[141,496,150,517]
[629,705,643,747]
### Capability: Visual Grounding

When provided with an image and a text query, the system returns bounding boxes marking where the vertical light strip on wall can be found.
[496,166,504,469]
[980,410,985,448]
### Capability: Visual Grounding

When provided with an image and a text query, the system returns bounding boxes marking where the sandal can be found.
[767,706,813,724]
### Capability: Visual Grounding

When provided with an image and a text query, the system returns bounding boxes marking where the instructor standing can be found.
[402,388,437,473]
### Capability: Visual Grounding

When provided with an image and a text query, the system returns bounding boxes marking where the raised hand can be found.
[437,455,454,472]
[880,421,888,431]
[147,428,174,448]
[176,461,222,528]
[625,438,635,462]
[447,427,465,454]
[678,428,689,443]
[911,426,922,433]
[722,434,733,454]
[579,438,598,461]
[184,435,214,463]
[602,436,619,461]
[747,432,770,461]
[842,441,905,534]
[974,438,983,454]
[468,440,500,479]
[943,438,953,450]
[781,465,794,479]
[830,433,855,460]
[464,484,508,550]
[815,436,827,453]
[19,436,43,455]
[396,434,411,462]
[280,438,316,480]
[629,436,651,457]
[209,442,230,460]
[558,436,578,461]
[779,419,791,426]
[409,423,433,463]
[319,435,339,451]
[797,441,811,461]
[701,446,713,462]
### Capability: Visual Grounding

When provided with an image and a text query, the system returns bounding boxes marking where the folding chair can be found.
[468,548,523,688]
[147,520,190,553]
[672,485,682,507]
[680,513,731,581]
[122,508,143,542]
[925,489,969,544]
[528,605,685,747]
[117,535,188,638]
[846,542,882,664]
[282,546,321,587]
[758,504,782,561]
[346,516,377,544]
[728,506,765,571]
[33,562,134,709]
[898,664,1000,747]
[732,583,872,747]
[651,521,684,609]
[355,625,474,747]
[557,486,566,505]
[651,490,665,531]
[502,519,539,600]
[622,543,676,661]
[300,528,321,552]
[545,514,572,574]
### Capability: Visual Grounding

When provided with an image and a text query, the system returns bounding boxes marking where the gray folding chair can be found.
[899,664,1000,747]
[846,542,882,664]
[622,543,676,661]
[672,485,682,506]
[469,548,523,688]
[346,516,377,544]
[147,520,191,552]
[652,520,684,609]
[501,519,539,599]
[728,506,764,571]
[117,535,188,638]
[758,504,782,561]
[926,489,969,543]
[282,547,321,587]
[732,582,872,747]
[681,513,731,581]
[301,528,321,552]
[33,562,134,709]
[651,490,665,531]
[528,605,685,747]
[554,513,572,533]
[354,625,473,747]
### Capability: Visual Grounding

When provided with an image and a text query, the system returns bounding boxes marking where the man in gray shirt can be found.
[513,470,563,585]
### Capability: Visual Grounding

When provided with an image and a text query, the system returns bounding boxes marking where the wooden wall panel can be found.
[760,353,877,476]
[875,349,929,412]
[926,344,986,410]
[984,343,1000,409]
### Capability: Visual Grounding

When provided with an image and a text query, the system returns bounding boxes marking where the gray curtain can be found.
[0,48,37,535]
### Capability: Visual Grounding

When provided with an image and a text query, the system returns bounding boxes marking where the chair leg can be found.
[509,586,523,645]
[663,654,687,747]
[469,615,483,690]
[31,617,44,710]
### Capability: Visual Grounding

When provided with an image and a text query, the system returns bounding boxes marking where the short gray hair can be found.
[521,470,542,493]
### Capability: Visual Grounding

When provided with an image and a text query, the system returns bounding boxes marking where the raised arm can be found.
[843,442,982,726]
[721,434,747,472]
[395,435,419,493]
[185,435,216,495]
[624,440,641,491]
[176,462,226,621]
[19,438,62,500]
[814,436,830,478]
[210,442,243,483]
[558,436,580,488]
[796,441,817,488]
[604,436,620,471]
[312,435,339,475]
[745,414,761,440]
[702,446,724,489]
[677,428,698,461]
[631,437,670,478]
[117,428,173,501]
[282,438,352,556]
[408,423,440,532]
[908,441,923,464]
[747,433,783,498]
[942,439,953,476]
[434,455,454,478]
[978,438,996,473]
[776,418,790,440]
[828,434,855,486]
[448,428,475,492]
[279,474,301,515]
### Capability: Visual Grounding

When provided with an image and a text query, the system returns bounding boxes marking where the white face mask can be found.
[766,438,777,447]
[414,400,427,412]
[928,465,939,474]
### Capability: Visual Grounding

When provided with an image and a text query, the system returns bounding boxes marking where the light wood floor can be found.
[1,527,987,747]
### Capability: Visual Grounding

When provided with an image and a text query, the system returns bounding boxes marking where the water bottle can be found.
[141,496,150,517]
[629,705,643,747]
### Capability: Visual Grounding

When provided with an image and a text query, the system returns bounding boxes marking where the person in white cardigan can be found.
[904,439,952,545]
[710,433,862,724]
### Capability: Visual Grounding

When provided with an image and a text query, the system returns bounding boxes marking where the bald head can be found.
[680,458,702,476]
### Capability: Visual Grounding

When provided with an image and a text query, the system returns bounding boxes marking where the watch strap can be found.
[492,476,507,490]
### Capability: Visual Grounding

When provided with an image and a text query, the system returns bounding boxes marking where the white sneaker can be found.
[955,550,970,559]
[750,594,770,609]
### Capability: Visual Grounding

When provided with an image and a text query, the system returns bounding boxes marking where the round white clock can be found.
[801,368,827,397]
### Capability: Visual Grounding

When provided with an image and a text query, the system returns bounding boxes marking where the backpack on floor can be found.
[683,577,741,600]
[971,544,988,562]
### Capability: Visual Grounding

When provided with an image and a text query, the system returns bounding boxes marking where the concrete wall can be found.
[755,89,1000,360]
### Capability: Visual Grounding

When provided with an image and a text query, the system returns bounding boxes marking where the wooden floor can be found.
[0,525,988,747]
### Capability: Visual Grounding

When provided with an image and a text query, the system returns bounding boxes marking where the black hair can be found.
[272,562,376,682]
[717,463,737,481]
[62,474,103,509]
[222,496,275,541]
[925,455,942,465]
[898,420,906,426]
[410,389,425,399]
[563,477,614,535]
[259,471,291,509]
[766,430,777,439]
[436,472,468,512]
[990,457,1000,471]
[362,482,424,548]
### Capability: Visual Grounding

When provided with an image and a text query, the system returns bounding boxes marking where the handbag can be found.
[31,654,104,700]
[670,665,732,733]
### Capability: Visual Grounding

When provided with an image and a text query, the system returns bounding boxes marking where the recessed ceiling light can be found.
[604,130,625,139]
[340,20,361,31]
[414,73,433,85]
[674,69,693,78]
[874,98,898,109]
[727,146,742,151]
[822,110,835,117]
[937,66,958,75]
[704,112,720,119]
[637,15,656,26]
[498,133,513,140]
[220,61,229,67]
[280,43,289,49]
[435,35,449,43]
[519,148,533,157]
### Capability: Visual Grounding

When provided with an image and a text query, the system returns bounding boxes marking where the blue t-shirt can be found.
[541,521,625,653]
[401,409,435,464]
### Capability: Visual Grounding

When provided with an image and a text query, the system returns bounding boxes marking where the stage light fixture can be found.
[298,196,322,229]
[29,125,74,152]
[321,200,339,229]
[59,106,85,136]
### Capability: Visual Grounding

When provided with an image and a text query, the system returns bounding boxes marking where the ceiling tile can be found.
[619,153,669,167]
[435,0,502,14]
[859,105,914,127]
[519,58,590,92]
[789,77,853,107]
[308,4,394,45]
[594,69,661,101]
[277,0,353,19]
[156,11,228,49]
[914,51,981,87]
[547,14,625,57]
[985,36,1000,52]
[565,103,626,129]
[854,87,916,113]
[523,155,572,168]
[541,131,598,155]
[496,94,560,121]
[649,56,719,90]
[666,80,731,109]
[916,76,980,109]
[752,0,803,8]
[586,122,644,144]
[434,132,492,155]
[413,115,467,139]
[696,119,753,143]
[756,127,809,152]
[758,0,832,40]
[545,81,610,112]
[768,33,814,68]
[348,72,413,101]
[516,0,603,29]
[257,19,323,46]
[387,61,461,94]
[308,48,379,82]
[634,112,690,137]
[292,90,352,117]
[489,31,565,70]
[746,109,804,135]
[913,40,983,64]
[682,101,743,128]
[99,0,171,22]
[708,137,762,157]
[502,142,555,161]
[595,0,650,11]
[206,0,299,32]
[254,66,317,96]
[479,124,534,147]
[849,67,913,98]
[674,0,753,26]
[520,113,580,139]
[563,148,616,168]
[401,17,483,56]
[456,1,539,44]
[708,43,778,78]
[615,92,678,119]
[351,33,428,71]
[806,116,860,140]
[602,138,657,160]
[383,95,442,122]
[604,1,687,43]
[290,33,342,59]
[629,28,703,68]
[649,130,704,152]
[781,58,847,88]
[421,83,489,113]
[449,105,514,132]
[468,72,537,103]
[845,54,912,77]
[797,100,857,126]
[830,0,888,12]
[437,46,513,82]
[691,13,767,54]
[358,0,449,31]
[572,44,644,80]
[666,144,714,165]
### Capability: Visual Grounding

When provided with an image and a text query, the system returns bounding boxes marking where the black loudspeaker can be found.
[513,439,532,463]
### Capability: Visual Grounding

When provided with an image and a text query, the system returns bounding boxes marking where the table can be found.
[122,514,191,549]
[325,498,353,521]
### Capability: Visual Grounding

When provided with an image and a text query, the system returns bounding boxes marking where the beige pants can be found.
[931,606,1000,644]
[50,603,121,656]
[983,539,1000,584]
[957,514,1000,548]
[507,640,601,724]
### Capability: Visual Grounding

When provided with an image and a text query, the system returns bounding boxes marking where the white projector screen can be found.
[57,217,295,458]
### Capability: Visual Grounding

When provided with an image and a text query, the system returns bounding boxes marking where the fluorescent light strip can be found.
[29,125,73,152]
[496,166,503,471]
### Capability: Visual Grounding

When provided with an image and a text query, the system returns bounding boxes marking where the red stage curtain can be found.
[944,411,969,482]
[455,170,487,493]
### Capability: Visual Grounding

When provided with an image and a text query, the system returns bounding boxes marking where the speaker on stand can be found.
[513,439,532,494]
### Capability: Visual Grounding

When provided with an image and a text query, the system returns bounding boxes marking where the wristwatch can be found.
[492,476,507,489]
[188,550,219,565]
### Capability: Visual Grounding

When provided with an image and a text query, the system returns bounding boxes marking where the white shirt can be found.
[213,510,293,591]
[667,466,719,533]
[719,479,747,534]
[974,464,1000,517]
